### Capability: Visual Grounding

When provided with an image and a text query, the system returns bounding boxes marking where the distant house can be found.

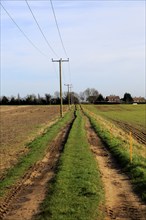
[106,95,120,103]
[133,97,146,103]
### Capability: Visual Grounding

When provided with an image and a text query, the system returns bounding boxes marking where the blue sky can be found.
[1,0,145,98]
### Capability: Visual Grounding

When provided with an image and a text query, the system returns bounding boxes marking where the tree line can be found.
[0,92,79,105]
[0,88,140,105]
[79,89,135,103]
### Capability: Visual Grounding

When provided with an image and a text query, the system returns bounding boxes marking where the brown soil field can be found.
[0,121,72,220]
[0,110,145,220]
[0,105,67,177]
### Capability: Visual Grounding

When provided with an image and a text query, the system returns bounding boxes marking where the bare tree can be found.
[54,91,60,99]
[84,88,99,103]
[79,92,86,102]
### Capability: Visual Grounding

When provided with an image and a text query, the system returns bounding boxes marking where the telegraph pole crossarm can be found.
[52,58,69,118]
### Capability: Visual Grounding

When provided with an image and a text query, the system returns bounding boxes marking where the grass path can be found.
[36,107,104,220]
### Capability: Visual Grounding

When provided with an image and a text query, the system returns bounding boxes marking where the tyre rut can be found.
[0,119,74,220]
[85,118,146,220]
[113,120,146,145]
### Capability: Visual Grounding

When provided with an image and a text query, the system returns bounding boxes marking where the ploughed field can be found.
[0,105,146,220]
[0,105,67,177]
[85,104,146,145]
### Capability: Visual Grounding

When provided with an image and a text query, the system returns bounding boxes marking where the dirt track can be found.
[1,111,146,220]
[0,121,72,220]
[86,118,146,220]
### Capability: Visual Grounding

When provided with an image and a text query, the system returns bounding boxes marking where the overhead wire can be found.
[50,0,68,58]
[1,2,59,95]
[0,2,50,59]
[22,0,71,84]
[1,1,72,92]
[50,0,72,86]
[25,0,58,58]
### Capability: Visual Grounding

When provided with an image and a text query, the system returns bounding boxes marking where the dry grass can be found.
[83,107,146,202]
[83,108,146,159]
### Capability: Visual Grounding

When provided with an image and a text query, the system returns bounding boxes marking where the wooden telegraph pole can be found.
[64,84,72,110]
[52,58,69,117]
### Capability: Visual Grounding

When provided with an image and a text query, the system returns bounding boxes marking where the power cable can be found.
[25,0,58,58]
[50,0,72,85]
[0,2,50,59]
[50,0,68,58]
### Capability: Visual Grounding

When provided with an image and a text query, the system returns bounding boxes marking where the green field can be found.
[84,104,146,132]
[1,105,146,219]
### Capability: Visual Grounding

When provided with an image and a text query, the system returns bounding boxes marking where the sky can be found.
[1,0,145,98]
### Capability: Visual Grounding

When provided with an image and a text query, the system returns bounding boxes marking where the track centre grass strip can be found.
[36,108,104,220]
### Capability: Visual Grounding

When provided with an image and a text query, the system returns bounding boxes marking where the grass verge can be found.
[0,110,74,199]
[83,108,146,202]
[36,108,104,220]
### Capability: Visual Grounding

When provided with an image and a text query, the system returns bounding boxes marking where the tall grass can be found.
[36,109,104,220]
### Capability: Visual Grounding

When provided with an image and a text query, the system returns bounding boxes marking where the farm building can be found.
[133,97,146,103]
[106,95,121,103]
